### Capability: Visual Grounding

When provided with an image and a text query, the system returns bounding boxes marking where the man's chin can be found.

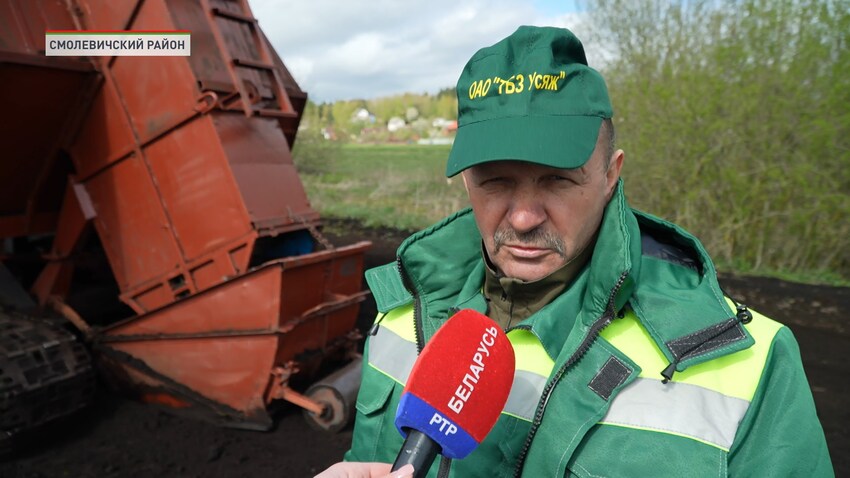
[499,262,563,282]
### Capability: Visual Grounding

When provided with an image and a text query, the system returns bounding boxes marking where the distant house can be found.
[430,118,458,137]
[387,116,406,132]
[432,117,451,128]
[320,126,336,140]
[351,108,374,123]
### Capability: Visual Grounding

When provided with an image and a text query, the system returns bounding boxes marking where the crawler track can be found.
[0,312,94,458]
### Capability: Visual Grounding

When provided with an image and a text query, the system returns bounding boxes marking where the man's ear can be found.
[606,149,625,199]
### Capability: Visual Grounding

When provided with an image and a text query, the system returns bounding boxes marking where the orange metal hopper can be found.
[0,0,370,430]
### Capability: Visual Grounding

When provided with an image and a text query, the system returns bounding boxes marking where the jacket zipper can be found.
[399,258,452,476]
[512,270,629,477]
[397,257,425,353]
[436,455,452,478]
[660,301,753,383]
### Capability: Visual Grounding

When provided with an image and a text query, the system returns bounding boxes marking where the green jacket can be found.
[345,183,833,477]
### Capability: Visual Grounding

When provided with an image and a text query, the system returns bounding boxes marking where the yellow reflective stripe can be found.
[600,314,667,378]
[376,303,417,342]
[502,329,553,422]
[601,302,784,401]
[508,328,555,376]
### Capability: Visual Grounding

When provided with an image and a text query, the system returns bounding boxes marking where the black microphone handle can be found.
[391,428,441,477]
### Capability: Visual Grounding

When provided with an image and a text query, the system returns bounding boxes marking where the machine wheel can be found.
[301,357,361,433]
[302,385,349,433]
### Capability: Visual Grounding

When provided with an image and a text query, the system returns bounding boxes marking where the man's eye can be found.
[480,177,508,186]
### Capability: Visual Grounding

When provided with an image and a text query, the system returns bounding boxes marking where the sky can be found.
[251,0,589,103]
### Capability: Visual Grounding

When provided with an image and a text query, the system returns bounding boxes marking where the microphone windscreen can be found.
[394,309,515,459]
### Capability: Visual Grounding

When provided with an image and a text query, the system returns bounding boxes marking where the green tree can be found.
[329,99,368,139]
[584,0,850,280]
[434,88,458,120]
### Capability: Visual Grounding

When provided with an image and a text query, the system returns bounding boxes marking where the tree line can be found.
[301,88,458,140]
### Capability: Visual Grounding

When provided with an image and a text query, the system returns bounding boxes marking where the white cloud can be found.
[250,0,592,102]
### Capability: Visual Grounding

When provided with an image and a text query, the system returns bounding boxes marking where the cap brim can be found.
[446,115,603,177]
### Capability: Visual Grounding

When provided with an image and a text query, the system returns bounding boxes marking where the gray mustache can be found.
[493,227,566,257]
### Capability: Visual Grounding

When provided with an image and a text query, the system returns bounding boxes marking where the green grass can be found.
[299,144,468,231]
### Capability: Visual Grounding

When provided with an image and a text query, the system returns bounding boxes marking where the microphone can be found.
[391,309,515,476]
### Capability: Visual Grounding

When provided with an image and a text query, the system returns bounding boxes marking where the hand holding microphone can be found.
[391,309,515,476]
[314,462,414,478]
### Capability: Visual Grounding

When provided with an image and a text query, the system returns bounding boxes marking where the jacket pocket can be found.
[566,424,728,478]
[356,366,396,415]
[347,365,401,463]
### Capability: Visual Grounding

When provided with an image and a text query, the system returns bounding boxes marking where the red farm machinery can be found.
[0,0,370,451]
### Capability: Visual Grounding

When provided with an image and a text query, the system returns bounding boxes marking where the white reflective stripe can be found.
[503,370,547,422]
[600,377,749,450]
[368,326,417,384]
[369,326,548,421]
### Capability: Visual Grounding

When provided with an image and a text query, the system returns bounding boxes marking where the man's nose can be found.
[507,190,547,233]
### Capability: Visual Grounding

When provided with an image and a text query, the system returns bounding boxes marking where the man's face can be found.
[462,145,623,282]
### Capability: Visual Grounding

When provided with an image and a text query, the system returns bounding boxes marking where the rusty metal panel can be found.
[208,0,273,99]
[229,242,251,273]
[327,248,367,295]
[277,249,368,352]
[168,0,234,92]
[84,154,182,289]
[188,259,227,292]
[109,0,199,144]
[74,0,138,32]
[107,262,282,336]
[104,243,370,339]
[97,245,369,426]
[102,334,276,422]
[126,283,174,314]
[110,52,199,144]
[70,80,137,179]
[215,114,319,231]
[144,116,253,261]
[0,0,79,55]
[278,262,331,328]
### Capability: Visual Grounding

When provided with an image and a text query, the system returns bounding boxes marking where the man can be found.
[321,26,833,477]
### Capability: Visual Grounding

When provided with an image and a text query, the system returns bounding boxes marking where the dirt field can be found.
[2,220,847,477]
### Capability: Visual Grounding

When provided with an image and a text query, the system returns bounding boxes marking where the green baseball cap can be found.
[446,26,613,177]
